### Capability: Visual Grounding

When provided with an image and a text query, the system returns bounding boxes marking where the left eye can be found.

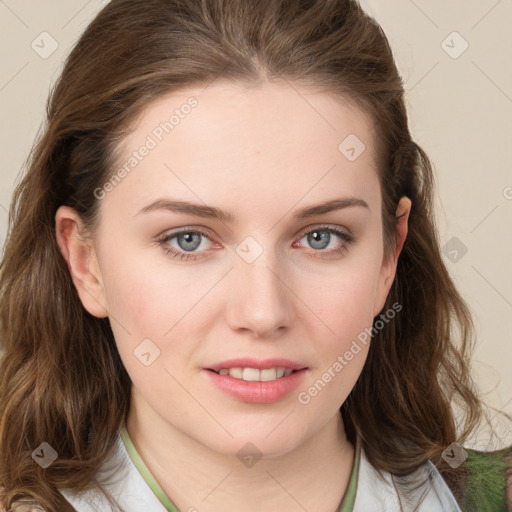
[159,229,214,259]
[158,226,355,261]
[296,228,352,251]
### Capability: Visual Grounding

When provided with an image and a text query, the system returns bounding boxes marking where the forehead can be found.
[125,80,375,150]
[106,80,380,220]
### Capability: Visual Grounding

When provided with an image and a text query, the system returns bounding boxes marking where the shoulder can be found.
[60,430,168,512]
[445,444,512,512]
[354,442,461,511]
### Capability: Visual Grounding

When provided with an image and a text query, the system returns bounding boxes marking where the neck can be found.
[126,390,355,512]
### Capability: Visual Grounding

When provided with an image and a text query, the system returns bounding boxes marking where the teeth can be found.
[216,367,296,382]
[260,368,277,381]
[229,367,243,379]
[242,368,261,381]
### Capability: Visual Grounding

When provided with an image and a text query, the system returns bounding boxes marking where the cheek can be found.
[310,260,381,329]
[99,244,189,332]
[99,246,210,376]
[301,277,376,408]
[302,253,382,385]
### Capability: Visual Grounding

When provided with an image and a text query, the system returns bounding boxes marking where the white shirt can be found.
[354,443,462,511]
[60,429,462,511]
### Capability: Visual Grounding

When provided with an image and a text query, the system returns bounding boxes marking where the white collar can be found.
[353,439,462,512]
[61,430,463,512]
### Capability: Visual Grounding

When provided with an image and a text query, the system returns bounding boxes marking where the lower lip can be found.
[203,368,308,403]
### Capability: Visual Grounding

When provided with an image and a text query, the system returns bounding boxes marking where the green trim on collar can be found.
[120,425,180,511]
[120,424,361,512]
[338,436,361,512]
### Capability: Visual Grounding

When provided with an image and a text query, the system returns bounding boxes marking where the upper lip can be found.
[206,358,307,372]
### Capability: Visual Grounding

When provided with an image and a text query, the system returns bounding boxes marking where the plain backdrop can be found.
[0,0,511,448]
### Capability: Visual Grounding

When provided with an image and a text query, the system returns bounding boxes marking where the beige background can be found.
[0,1,511,448]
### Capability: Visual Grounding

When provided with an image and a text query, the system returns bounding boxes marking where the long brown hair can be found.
[0,0,506,510]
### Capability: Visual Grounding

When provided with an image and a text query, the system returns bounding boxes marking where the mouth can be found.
[203,359,308,403]
[206,367,299,382]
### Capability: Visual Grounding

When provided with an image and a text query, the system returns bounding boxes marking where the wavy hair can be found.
[0,0,507,510]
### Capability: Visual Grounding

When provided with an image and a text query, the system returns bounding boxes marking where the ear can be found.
[55,206,108,318]
[373,196,412,317]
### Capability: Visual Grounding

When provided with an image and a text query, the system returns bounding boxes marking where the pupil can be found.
[309,230,329,249]
[179,232,200,251]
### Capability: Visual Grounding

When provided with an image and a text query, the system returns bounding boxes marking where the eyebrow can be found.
[136,196,369,223]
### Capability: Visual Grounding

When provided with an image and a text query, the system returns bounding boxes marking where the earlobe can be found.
[55,206,109,318]
[373,196,412,316]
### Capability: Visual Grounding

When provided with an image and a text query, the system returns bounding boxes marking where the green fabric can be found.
[337,436,361,511]
[120,425,361,512]
[120,426,180,511]
[453,445,512,512]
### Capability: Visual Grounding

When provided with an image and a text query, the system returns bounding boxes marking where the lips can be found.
[203,357,308,403]
[204,365,308,403]
[206,358,307,372]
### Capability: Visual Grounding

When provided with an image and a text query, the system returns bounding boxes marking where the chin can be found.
[203,431,300,460]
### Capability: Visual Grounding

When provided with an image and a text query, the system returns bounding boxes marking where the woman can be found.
[0,0,510,511]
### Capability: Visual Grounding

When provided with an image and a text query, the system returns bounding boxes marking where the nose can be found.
[226,249,296,339]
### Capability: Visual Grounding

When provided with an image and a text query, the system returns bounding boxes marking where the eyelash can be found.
[157,225,356,262]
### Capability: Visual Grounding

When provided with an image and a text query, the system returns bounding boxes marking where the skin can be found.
[56,80,411,512]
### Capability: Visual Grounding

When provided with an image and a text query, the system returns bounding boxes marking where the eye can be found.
[293,225,355,258]
[157,228,216,261]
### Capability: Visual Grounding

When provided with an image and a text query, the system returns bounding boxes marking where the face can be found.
[56,81,409,458]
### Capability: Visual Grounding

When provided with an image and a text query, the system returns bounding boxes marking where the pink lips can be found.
[206,357,307,372]
[203,357,308,404]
